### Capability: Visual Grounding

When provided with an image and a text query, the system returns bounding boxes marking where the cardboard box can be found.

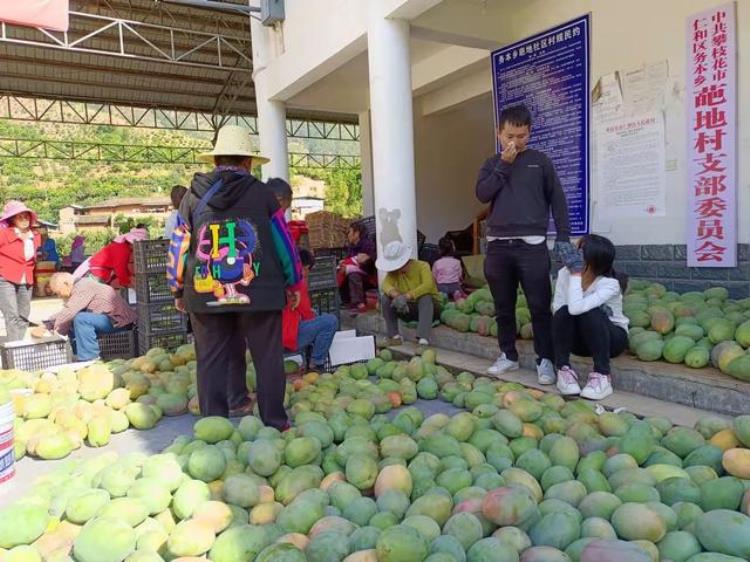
[328,331,375,366]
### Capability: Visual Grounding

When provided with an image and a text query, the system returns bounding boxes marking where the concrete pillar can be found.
[359,110,375,217]
[367,12,418,257]
[250,11,289,181]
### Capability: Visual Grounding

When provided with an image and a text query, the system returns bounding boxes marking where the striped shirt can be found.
[52,278,137,336]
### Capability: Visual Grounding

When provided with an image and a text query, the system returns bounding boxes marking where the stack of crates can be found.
[133,240,187,354]
[308,254,341,323]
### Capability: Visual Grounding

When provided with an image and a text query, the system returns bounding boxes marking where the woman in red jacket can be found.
[0,201,41,341]
[73,227,148,288]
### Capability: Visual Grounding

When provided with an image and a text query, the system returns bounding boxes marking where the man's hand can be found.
[388,289,400,299]
[288,290,301,310]
[175,297,185,313]
[392,295,409,314]
[501,141,518,164]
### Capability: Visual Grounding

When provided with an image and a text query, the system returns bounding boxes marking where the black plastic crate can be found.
[419,242,441,266]
[314,247,347,261]
[352,216,376,241]
[138,330,187,354]
[0,338,72,371]
[133,239,170,274]
[135,272,172,303]
[309,287,341,321]
[98,329,137,360]
[308,255,337,291]
[137,302,187,334]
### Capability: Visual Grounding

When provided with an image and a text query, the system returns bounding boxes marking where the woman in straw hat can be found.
[0,200,42,341]
[168,125,303,426]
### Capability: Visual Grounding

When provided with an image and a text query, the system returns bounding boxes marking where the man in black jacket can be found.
[169,125,302,427]
[476,104,573,385]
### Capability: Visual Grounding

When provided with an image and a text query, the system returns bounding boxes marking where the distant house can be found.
[59,197,171,235]
[291,196,325,220]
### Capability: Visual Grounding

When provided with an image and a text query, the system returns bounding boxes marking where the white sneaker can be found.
[487,354,519,376]
[418,338,429,345]
[581,372,614,400]
[537,358,556,385]
[556,366,581,395]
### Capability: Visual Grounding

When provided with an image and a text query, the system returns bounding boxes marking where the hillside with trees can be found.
[0,117,363,234]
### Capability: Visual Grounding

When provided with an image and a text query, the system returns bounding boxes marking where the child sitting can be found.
[282,249,339,372]
[432,237,466,301]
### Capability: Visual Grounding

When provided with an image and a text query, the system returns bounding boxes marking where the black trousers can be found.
[341,272,367,305]
[553,306,628,375]
[191,310,288,429]
[485,239,554,362]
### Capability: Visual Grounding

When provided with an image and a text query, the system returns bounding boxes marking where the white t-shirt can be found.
[15,228,35,285]
[553,267,629,331]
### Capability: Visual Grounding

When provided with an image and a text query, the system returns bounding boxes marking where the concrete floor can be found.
[0,398,462,507]
[0,414,196,506]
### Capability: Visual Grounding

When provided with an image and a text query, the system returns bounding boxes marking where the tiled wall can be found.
[615,244,750,298]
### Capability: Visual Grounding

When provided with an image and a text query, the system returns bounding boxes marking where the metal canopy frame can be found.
[0,136,361,168]
[0,11,253,73]
[0,95,360,139]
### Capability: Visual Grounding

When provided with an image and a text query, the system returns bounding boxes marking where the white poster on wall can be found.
[595,113,667,220]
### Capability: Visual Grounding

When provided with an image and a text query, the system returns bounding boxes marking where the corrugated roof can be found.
[0,0,356,122]
[0,0,255,115]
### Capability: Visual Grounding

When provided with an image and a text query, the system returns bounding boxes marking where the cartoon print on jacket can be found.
[193,218,259,305]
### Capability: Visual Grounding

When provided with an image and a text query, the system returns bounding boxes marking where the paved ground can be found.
[0,297,63,339]
[0,414,196,506]
[1,398,462,507]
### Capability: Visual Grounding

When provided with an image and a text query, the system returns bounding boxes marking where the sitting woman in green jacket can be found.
[377,240,439,348]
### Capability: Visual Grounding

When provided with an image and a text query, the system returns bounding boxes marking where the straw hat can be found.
[0,200,37,227]
[199,125,270,164]
[376,241,412,273]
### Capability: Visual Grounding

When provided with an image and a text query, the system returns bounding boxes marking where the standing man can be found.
[168,125,302,427]
[475,104,573,384]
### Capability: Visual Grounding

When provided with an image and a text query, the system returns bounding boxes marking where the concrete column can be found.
[359,110,375,217]
[250,12,289,181]
[367,12,418,257]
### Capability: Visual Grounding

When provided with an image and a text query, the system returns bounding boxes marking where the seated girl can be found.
[432,237,466,300]
[282,249,339,372]
[553,234,629,400]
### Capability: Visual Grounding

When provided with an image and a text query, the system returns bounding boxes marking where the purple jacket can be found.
[347,238,376,274]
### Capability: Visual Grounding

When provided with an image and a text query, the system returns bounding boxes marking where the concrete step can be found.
[349,312,750,418]
[389,340,727,428]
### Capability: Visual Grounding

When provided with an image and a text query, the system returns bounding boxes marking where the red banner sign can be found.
[686,2,737,267]
[0,0,69,33]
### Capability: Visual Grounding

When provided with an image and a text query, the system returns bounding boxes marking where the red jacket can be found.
[0,228,41,285]
[282,275,315,351]
[89,241,133,288]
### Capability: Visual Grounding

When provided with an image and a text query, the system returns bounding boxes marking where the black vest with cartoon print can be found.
[181,170,286,314]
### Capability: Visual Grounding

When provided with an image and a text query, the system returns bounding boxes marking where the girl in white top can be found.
[552,234,629,400]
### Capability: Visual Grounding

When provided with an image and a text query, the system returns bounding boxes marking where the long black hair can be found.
[579,234,628,293]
